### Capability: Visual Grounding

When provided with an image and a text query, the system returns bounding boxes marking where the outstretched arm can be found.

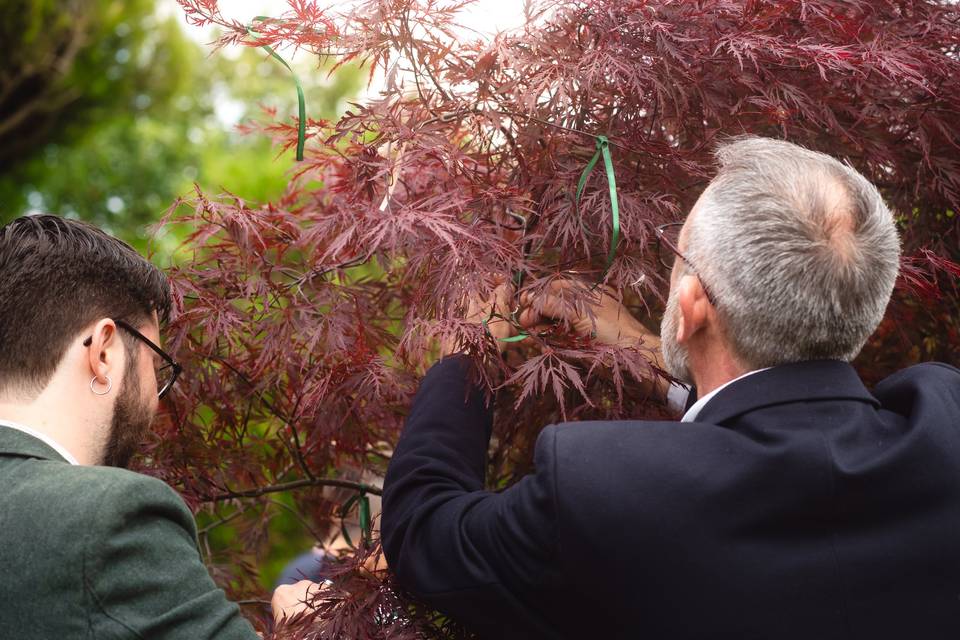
[381,356,563,637]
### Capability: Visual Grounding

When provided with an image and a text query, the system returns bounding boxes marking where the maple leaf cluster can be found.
[156,1,960,636]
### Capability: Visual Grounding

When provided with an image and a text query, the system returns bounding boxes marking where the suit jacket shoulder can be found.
[873,361,960,412]
[384,358,960,639]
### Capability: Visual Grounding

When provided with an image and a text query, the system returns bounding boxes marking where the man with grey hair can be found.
[381,137,960,639]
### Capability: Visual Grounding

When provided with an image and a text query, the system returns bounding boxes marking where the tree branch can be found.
[203,477,383,503]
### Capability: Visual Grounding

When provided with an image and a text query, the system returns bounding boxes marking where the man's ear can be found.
[676,274,710,345]
[84,319,122,387]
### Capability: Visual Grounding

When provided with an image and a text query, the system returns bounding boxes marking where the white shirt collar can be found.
[681,368,771,423]
[0,419,80,465]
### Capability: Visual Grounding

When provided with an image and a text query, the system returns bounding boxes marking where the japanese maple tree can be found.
[154,0,960,637]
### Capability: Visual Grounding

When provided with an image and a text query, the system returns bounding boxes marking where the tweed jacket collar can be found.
[0,424,70,463]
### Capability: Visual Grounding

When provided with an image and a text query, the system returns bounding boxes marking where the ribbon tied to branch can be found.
[246,16,307,161]
[339,490,373,550]
[484,133,621,342]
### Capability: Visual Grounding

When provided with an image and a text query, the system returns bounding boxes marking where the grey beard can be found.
[660,283,693,385]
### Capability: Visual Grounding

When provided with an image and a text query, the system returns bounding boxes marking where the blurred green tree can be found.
[0,0,362,251]
[0,0,162,168]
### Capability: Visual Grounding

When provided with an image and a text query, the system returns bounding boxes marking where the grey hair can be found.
[684,136,901,369]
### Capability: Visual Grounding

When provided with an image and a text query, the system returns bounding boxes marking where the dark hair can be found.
[0,214,171,396]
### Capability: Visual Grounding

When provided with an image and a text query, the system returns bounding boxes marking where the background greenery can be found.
[0,0,361,254]
[0,0,362,588]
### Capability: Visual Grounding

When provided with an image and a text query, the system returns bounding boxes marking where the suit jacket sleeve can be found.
[381,355,563,635]
[83,473,260,639]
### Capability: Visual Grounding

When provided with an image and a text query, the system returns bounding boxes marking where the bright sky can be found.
[162,0,528,51]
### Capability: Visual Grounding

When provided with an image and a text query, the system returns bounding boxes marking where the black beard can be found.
[102,361,154,469]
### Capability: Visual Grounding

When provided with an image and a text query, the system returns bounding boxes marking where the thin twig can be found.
[205,355,316,480]
[268,497,328,542]
[203,476,383,503]
[413,106,650,156]
[197,506,248,535]
[236,599,272,607]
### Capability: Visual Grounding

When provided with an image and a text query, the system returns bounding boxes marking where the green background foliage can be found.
[0,0,361,254]
[0,0,362,589]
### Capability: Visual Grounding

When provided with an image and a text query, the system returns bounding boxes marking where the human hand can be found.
[518,279,655,348]
[271,579,325,627]
[442,279,516,355]
[518,279,671,399]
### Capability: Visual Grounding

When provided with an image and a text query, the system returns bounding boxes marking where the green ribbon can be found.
[482,314,529,343]
[358,491,372,548]
[247,17,306,161]
[339,490,373,550]
[576,135,620,274]
[485,134,620,343]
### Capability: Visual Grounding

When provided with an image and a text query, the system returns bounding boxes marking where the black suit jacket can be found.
[381,357,960,639]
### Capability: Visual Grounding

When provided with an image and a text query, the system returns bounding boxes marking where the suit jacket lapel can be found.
[694,360,880,426]
[0,426,69,463]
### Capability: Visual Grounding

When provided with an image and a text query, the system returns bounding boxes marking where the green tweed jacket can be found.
[0,427,259,639]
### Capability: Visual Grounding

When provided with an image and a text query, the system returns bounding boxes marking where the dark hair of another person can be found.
[0,214,171,396]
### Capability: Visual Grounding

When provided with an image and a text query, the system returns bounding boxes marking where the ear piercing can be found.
[90,375,113,396]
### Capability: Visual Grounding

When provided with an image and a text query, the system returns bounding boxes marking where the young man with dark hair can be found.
[0,215,316,638]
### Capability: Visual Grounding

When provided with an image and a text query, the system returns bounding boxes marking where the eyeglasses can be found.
[83,319,182,399]
[654,222,717,306]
